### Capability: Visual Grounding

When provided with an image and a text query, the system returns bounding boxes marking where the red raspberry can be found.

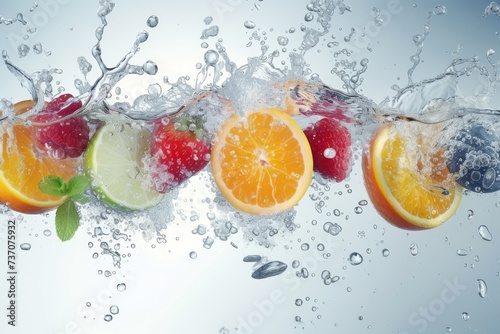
[33,94,90,159]
[303,117,352,182]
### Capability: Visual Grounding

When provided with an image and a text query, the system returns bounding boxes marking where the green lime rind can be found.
[84,122,164,211]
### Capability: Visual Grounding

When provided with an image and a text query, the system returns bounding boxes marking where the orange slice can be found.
[211,108,313,215]
[362,123,462,230]
[0,100,80,214]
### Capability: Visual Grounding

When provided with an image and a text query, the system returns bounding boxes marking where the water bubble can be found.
[204,16,213,25]
[43,229,51,237]
[110,305,119,315]
[146,15,159,28]
[252,261,288,279]
[33,43,43,54]
[354,206,363,214]
[301,267,309,278]
[143,60,158,75]
[104,314,113,322]
[304,13,314,22]
[277,36,289,46]
[86,302,91,307]
[189,251,197,259]
[445,327,452,332]
[478,225,492,241]
[358,200,368,206]
[301,243,310,251]
[17,44,30,58]
[117,283,127,292]
[295,316,301,322]
[456,249,468,256]
[204,50,219,66]
[349,252,363,265]
[433,5,447,15]
[317,243,325,251]
[323,222,342,236]
[201,25,219,39]
[323,148,336,159]
[410,243,419,256]
[244,20,256,29]
[20,243,31,251]
[295,298,303,306]
[292,260,300,269]
[477,279,487,298]
[382,249,390,257]
[461,312,470,321]
[243,255,262,262]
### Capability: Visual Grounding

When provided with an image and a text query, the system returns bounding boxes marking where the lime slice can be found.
[84,122,164,210]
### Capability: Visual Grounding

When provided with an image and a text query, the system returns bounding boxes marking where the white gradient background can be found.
[0,0,499,333]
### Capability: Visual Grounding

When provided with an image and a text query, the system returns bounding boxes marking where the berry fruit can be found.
[303,117,352,182]
[447,123,500,193]
[33,94,90,159]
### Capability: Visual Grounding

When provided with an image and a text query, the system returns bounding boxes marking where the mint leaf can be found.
[38,175,67,197]
[66,175,90,197]
[55,200,79,242]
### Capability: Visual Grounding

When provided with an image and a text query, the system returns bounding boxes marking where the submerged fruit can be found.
[363,123,462,230]
[447,123,500,193]
[211,108,313,215]
[0,100,80,214]
[303,117,352,182]
[84,122,164,210]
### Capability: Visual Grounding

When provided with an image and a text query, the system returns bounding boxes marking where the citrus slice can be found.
[84,122,164,210]
[0,100,80,214]
[211,108,313,215]
[362,123,462,230]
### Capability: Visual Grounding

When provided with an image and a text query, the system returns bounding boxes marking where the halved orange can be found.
[0,100,80,214]
[362,123,462,230]
[211,108,313,215]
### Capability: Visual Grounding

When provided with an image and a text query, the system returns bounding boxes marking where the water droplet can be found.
[117,283,127,292]
[467,209,474,219]
[323,148,336,159]
[143,60,158,75]
[433,5,447,15]
[86,302,91,307]
[478,225,492,241]
[354,206,363,214]
[382,249,390,257]
[110,305,119,315]
[456,249,468,256]
[204,50,219,66]
[252,261,287,279]
[295,298,303,306]
[43,229,51,236]
[292,260,300,269]
[20,243,31,251]
[445,327,452,332]
[304,13,314,22]
[461,312,470,321]
[349,252,363,265]
[301,243,310,251]
[317,243,325,251]
[295,316,301,322]
[244,20,256,29]
[146,15,159,28]
[243,255,262,262]
[277,36,289,46]
[410,243,419,256]
[323,222,342,236]
[201,25,219,39]
[17,44,30,58]
[104,314,113,322]
[189,251,197,259]
[477,279,487,298]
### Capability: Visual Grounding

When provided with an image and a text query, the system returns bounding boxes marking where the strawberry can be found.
[33,94,90,159]
[303,117,352,182]
[150,117,211,193]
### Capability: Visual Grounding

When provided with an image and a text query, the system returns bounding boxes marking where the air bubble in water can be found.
[349,252,363,265]
[477,279,487,298]
[143,61,158,75]
[117,283,127,292]
[189,251,197,259]
[204,16,213,25]
[252,261,287,279]
[323,222,342,236]
[201,25,219,39]
[18,44,30,58]
[43,229,51,236]
[301,243,310,251]
[456,249,468,256]
[104,314,113,322]
[204,50,219,66]
[433,5,447,15]
[304,13,314,22]
[33,43,43,54]
[478,225,492,241]
[382,249,390,257]
[462,312,470,321]
[20,243,31,251]
[277,36,289,46]
[244,20,256,29]
[410,243,418,256]
[146,15,159,28]
[323,148,336,159]
[110,305,119,315]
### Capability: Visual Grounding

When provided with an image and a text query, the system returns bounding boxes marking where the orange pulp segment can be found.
[211,108,313,215]
[0,100,80,214]
[362,123,462,230]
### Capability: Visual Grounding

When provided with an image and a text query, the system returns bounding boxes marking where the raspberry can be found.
[33,94,90,159]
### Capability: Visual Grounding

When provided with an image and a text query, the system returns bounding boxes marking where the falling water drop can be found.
[477,279,487,298]
[478,225,492,241]
[146,15,159,28]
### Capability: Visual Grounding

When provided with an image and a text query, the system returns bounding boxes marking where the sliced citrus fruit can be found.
[84,122,164,211]
[362,123,462,230]
[211,108,313,215]
[0,100,80,214]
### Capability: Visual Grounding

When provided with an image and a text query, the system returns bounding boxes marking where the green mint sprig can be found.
[38,175,90,242]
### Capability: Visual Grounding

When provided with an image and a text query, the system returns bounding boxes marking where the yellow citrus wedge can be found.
[362,123,462,230]
[211,108,313,215]
[0,100,80,214]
